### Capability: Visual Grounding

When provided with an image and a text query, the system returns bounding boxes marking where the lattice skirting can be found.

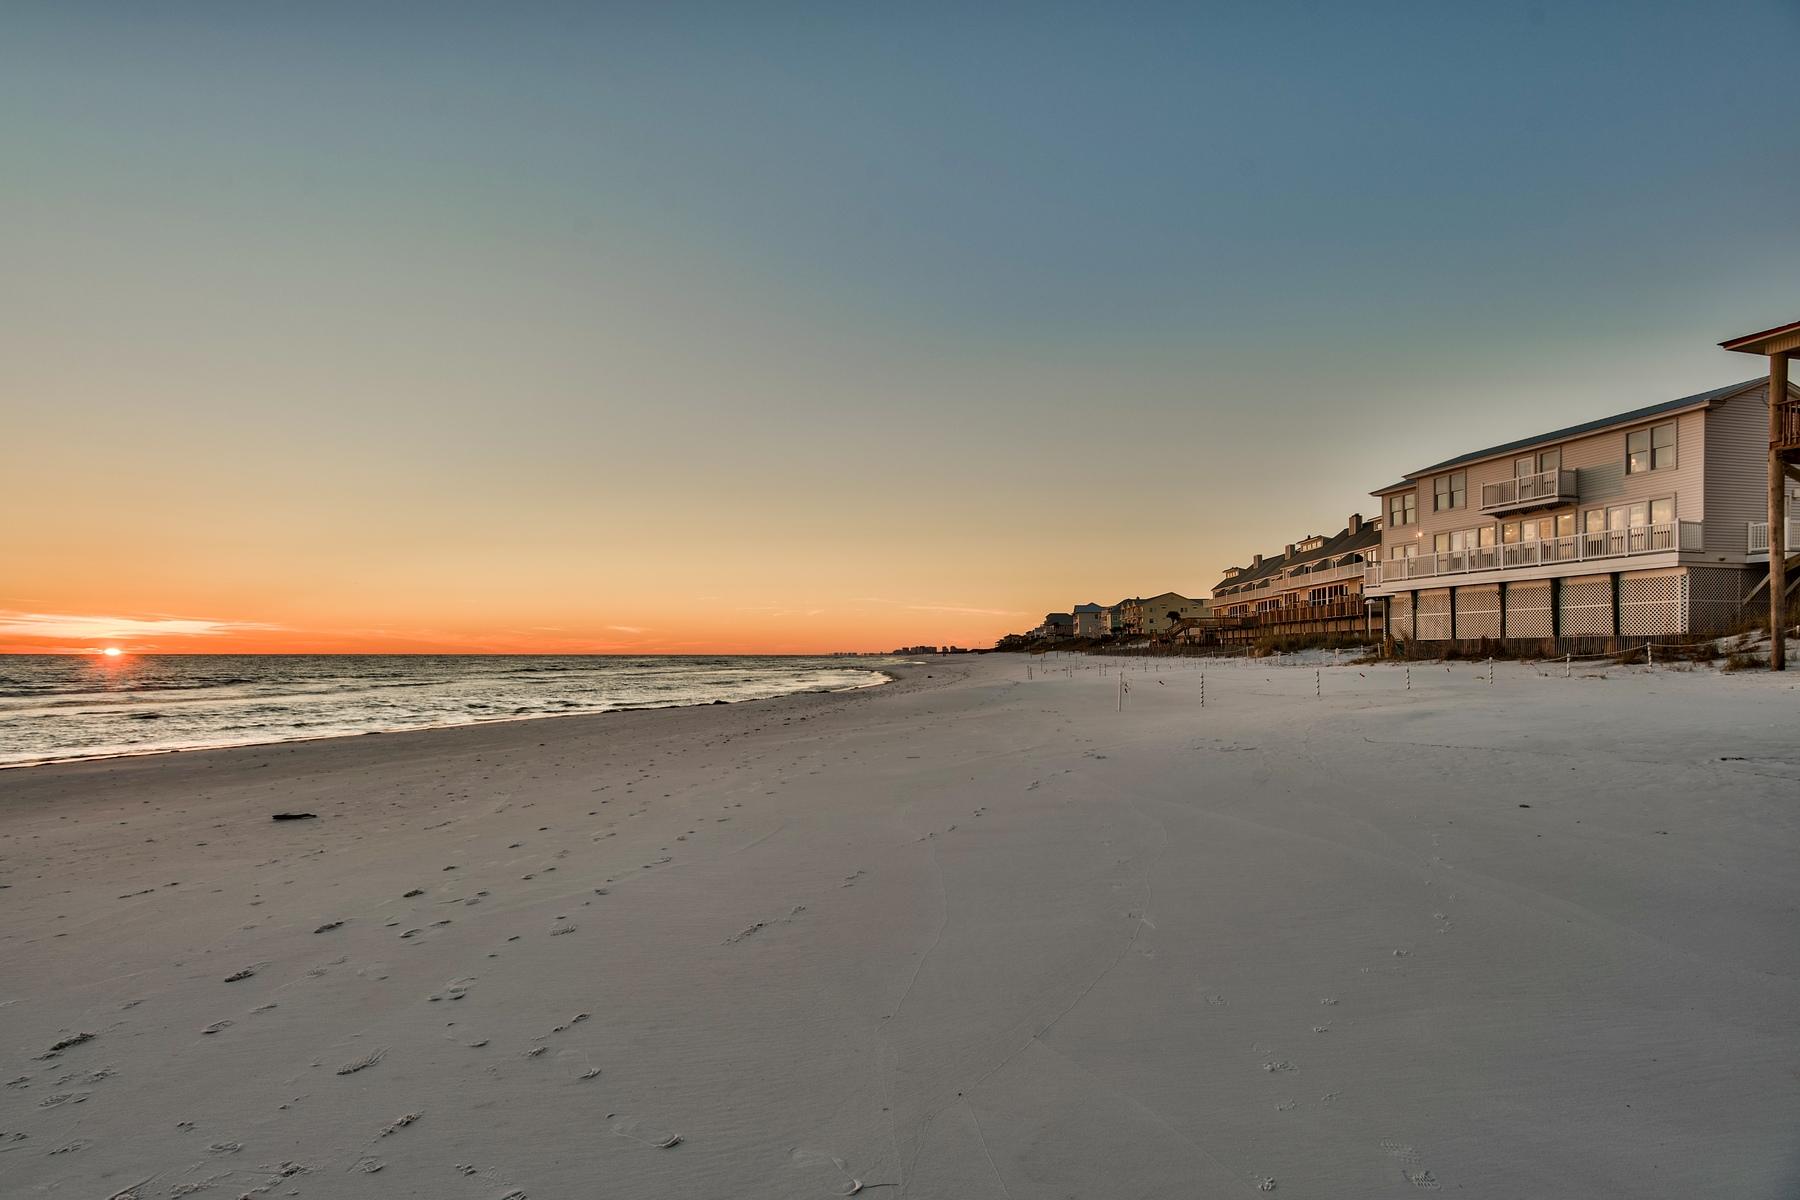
[1559,575,1614,638]
[1687,566,1752,634]
[1454,584,1501,640]
[1504,581,1553,638]
[1415,589,1452,641]
[1390,593,1414,639]
[1619,569,1686,637]
[1388,569,1755,643]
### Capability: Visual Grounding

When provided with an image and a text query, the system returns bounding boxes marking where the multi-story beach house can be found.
[1211,513,1384,643]
[1070,602,1107,638]
[1030,612,1074,640]
[1117,593,1209,638]
[1364,377,1798,643]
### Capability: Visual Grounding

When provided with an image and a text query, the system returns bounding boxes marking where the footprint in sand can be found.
[610,1115,682,1149]
[429,978,474,1002]
[335,1048,387,1076]
[38,1091,90,1108]
[1381,1141,1441,1189]
[378,1112,420,1137]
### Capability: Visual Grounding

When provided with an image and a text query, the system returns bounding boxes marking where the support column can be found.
[1772,353,1789,671]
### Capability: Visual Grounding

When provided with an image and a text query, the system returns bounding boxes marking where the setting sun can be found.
[102,647,123,657]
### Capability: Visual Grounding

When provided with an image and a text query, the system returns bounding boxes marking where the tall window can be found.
[1389,491,1417,526]
[1434,528,1480,553]
[1433,471,1466,511]
[1627,422,1676,473]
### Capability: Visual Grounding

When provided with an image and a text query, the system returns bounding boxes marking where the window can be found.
[1388,491,1417,526]
[1583,509,1605,534]
[1390,543,1417,560]
[1627,422,1675,473]
[1435,528,1481,553]
[1433,471,1466,511]
[1650,497,1674,526]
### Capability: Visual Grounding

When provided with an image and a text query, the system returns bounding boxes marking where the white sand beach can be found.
[2,654,1797,1198]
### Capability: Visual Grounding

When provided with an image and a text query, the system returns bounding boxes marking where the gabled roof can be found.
[1071,602,1104,613]
[1211,519,1381,594]
[1387,378,1764,485]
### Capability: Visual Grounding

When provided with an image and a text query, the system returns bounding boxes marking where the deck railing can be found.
[1365,520,1699,587]
[1749,517,1800,554]
[1216,558,1368,599]
[1480,468,1578,512]
[1217,598,1370,629]
[1778,400,1800,453]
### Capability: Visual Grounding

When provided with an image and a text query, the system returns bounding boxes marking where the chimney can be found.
[1251,553,1263,568]
[1284,544,1296,558]
[1348,512,1363,535]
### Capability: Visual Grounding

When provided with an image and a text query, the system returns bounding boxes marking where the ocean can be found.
[0,655,894,768]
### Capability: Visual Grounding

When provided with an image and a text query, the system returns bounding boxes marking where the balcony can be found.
[1778,399,1800,455]
[1278,560,1367,588]
[1216,597,1370,630]
[1749,517,1800,555]
[1480,468,1578,514]
[1366,520,1700,588]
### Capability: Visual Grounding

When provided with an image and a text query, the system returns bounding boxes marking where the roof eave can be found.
[1720,319,1800,354]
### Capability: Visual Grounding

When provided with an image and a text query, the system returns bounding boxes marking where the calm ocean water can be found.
[0,655,894,768]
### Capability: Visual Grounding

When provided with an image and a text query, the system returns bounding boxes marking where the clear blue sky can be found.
[5,2,1797,649]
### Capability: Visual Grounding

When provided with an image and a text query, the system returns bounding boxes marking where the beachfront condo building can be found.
[1210,513,1385,643]
[1364,377,1799,643]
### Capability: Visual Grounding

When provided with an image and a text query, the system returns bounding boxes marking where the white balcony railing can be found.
[1480,468,1578,513]
[1219,557,1369,599]
[1749,518,1800,554]
[1277,560,1366,588]
[1366,520,1699,588]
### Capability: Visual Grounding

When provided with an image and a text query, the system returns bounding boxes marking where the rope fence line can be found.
[1029,623,1800,676]
[1020,629,1796,697]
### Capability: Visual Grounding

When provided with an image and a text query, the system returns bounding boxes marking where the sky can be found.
[5,2,1798,654]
